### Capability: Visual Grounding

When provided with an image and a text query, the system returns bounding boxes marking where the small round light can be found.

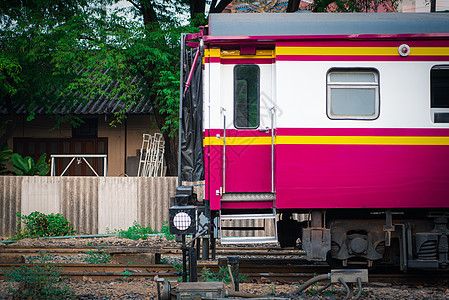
[398,44,410,57]
[173,212,192,230]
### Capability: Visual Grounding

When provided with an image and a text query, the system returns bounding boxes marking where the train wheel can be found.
[277,213,302,248]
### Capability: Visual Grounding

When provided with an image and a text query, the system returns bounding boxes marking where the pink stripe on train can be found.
[276,55,449,62]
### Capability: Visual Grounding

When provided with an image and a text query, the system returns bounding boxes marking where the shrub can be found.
[2,252,74,299]
[82,248,111,264]
[117,221,174,241]
[12,153,50,176]
[117,221,156,240]
[160,221,175,241]
[14,212,76,239]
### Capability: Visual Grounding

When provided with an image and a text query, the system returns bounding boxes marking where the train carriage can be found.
[175,13,449,271]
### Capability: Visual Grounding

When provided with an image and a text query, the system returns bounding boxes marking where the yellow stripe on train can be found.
[203,135,449,146]
[276,47,449,56]
[204,49,275,59]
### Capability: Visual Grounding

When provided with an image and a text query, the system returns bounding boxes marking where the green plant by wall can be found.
[160,221,175,241]
[117,221,175,241]
[2,252,74,299]
[82,248,111,264]
[117,221,156,240]
[12,152,50,176]
[13,212,76,239]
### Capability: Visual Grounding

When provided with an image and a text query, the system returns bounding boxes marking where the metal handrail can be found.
[177,33,186,187]
[50,154,107,177]
[271,106,276,193]
[221,107,226,194]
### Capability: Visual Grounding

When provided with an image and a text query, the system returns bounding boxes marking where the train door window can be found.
[327,69,379,120]
[234,65,260,129]
[431,66,449,123]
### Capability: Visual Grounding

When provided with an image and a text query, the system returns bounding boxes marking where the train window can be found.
[327,69,379,120]
[431,66,449,123]
[234,65,260,129]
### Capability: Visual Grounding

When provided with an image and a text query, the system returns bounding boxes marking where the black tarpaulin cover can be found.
[181,48,204,181]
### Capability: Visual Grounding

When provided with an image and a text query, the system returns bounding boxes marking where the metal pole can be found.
[211,211,216,260]
[271,107,275,193]
[222,108,226,193]
[202,238,209,260]
[189,246,198,282]
[178,33,186,187]
[182,234,187,282]
[51,157,55,176]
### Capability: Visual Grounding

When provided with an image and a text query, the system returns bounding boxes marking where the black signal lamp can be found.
[169,206,197,235]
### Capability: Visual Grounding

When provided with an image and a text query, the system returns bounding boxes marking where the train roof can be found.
[208,13,449,37]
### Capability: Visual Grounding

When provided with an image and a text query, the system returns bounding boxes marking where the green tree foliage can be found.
[0,0,93,146]
[0,0,234,175]
[74,0,207,175]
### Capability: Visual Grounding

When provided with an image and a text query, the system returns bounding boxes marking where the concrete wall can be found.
[0,177,23,238]
[61,177,98,235]
[98,177,138,233]
[0,177,277,241]
[0,176,178,238]
[21,177,61,216]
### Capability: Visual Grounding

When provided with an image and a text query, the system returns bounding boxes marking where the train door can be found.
[220,62,275,198]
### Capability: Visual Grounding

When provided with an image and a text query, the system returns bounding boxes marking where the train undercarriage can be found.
[277,209,449,271]
[170,188,449,277]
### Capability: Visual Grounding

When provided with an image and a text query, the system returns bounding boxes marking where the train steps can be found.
[219,208,278,244]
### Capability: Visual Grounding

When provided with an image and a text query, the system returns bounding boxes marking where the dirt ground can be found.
[2,277,449,299]
[1,236,449,299]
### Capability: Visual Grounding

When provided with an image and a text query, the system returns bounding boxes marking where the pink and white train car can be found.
[183,13,449,270]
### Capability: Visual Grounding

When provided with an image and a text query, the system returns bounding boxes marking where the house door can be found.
[220,63,275,194]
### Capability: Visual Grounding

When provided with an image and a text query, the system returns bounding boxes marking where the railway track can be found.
[1,244,448,285]
[0,245,307,259]
[1,260,448,284]
[0,262,325,281]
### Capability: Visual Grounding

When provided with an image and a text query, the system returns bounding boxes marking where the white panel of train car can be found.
[208,59,222,130]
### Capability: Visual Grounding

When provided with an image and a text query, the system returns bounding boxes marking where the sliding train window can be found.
[431,66,449,123]
[327,69,380,120]
[234,65,260,129]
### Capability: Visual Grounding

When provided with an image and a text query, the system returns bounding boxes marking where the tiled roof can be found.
[0,69,153,115]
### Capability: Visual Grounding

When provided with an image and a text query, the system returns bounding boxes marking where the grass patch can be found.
[2,252,74,299]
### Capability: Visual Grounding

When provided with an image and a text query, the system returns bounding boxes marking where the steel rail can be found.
[1,262,448,284]
[0,245,306,257]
